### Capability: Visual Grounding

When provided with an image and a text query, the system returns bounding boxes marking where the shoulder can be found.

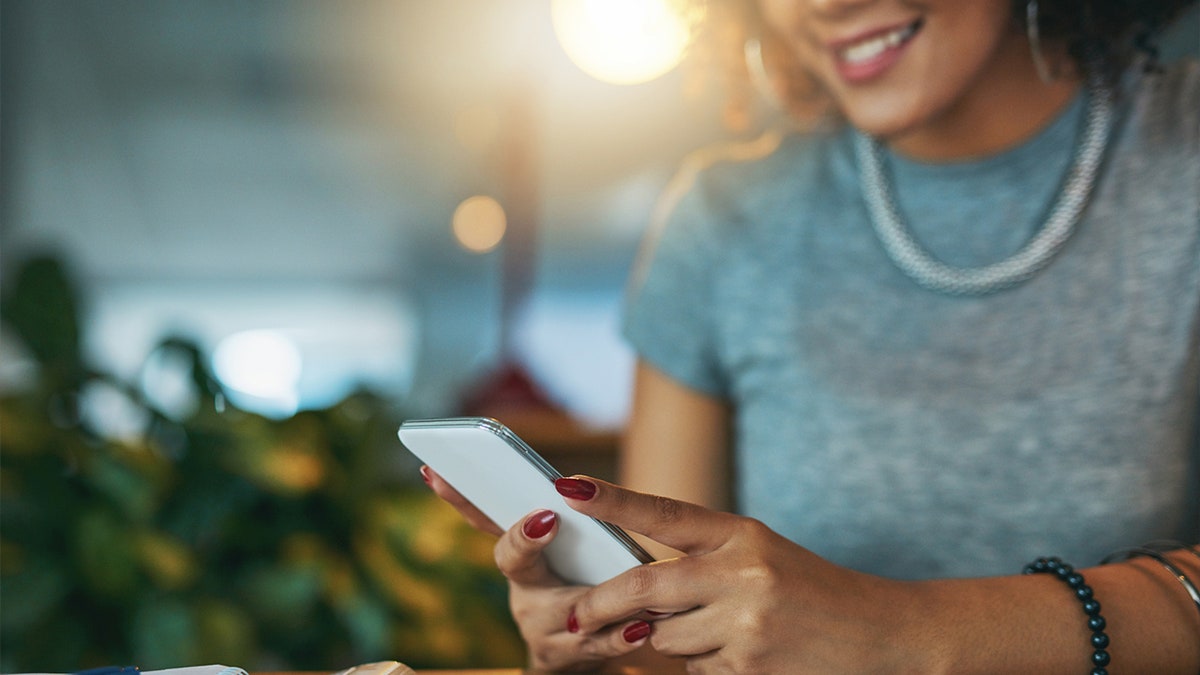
[1141,57,1200,108]
[1095,59,1200,272]
[1100,58,1199,211]
[628,129,842,294]
[651,127,849,237]
[1123,58,1199,148]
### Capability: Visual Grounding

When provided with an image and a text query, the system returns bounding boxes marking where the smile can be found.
[839,20,920,63]
[831,18,923,82]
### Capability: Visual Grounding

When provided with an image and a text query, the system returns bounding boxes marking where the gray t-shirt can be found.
[623,61,1200,580]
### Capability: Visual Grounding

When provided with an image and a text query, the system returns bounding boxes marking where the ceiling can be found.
[2,0,734,284]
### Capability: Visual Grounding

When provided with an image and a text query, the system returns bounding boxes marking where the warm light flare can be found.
[551,0,694,85]
[452,195,508,253]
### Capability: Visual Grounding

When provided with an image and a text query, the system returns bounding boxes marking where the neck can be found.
[888,35,1082,162]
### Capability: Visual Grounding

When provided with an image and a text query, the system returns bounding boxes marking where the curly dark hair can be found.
[693,0,1198,130]
[1028,0,1198,84]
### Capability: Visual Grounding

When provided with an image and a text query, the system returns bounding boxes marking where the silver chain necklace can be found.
[854,80,1114,296]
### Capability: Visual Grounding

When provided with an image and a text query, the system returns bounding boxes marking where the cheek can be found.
[756,0,814,51]
[939,2,1019,67]
[754,0,793,31]
[756,0,825,77]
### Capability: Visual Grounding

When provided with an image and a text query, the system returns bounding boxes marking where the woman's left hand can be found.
[559,476,932,674]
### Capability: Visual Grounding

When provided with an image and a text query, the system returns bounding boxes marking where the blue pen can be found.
[75,667,140,675]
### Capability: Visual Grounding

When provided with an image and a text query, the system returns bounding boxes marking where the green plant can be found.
[0,255,525,671]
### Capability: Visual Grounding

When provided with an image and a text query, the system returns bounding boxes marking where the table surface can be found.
[264,662,676,667]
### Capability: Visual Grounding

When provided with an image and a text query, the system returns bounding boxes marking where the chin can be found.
[824,85,928,140]
[842,108,921,141]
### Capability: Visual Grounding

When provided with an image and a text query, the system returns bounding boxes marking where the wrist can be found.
[884,578,959,675]
[884,573,1085,675]
[882,549,1200,675]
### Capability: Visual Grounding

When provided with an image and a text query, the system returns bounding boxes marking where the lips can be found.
[830,18,923,83]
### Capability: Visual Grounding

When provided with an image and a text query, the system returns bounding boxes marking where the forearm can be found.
[905,546,1200,674]
[620,361,732,512]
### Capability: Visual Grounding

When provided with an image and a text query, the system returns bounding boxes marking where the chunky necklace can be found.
[854,80,1114,296]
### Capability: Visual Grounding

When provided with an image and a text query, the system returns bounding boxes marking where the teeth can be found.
[840,22,917,63]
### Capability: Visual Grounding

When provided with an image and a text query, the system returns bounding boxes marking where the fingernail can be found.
[522,510,556,539]
[419,465,432,486]
[555,477,597,501]
[566,609,579,634]
[623,620,651,643]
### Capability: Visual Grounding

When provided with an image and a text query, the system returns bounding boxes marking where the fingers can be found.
[421,465,503,536]
[524,618,653,670]
[570,616,655,659]
[423,466,665,669]
[637,607,723,658]
[507,581,653,670]
[554,476,739,555]
[494,509,563,587]
[571,554,720,635]
[499,517,652,672]
[565,567,731,661]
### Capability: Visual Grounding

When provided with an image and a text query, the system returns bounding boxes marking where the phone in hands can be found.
[398,417,654,586]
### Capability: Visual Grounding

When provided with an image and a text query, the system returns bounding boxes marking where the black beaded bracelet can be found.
[1023,556,1111,675]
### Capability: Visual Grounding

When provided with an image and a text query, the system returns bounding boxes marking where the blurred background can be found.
[2,0,742,428]
[1,0,1197,671]
[0,0,741,669]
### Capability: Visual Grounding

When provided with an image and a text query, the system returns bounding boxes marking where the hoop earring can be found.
[1026,0,1056,84]
[744,38,782,109]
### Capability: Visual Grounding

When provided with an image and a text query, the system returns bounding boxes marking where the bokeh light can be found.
[212,329,303,415]
[551,0,694,85]
[452,195,508,253]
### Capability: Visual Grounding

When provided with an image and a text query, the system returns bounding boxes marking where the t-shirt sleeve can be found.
[622,171,729,397]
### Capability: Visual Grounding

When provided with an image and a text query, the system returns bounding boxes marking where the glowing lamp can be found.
[551,0,693,85]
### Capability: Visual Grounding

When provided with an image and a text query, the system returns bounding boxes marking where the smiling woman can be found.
[426,0,1200,672]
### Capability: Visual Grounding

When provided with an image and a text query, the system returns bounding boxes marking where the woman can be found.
[426,0,1200,671]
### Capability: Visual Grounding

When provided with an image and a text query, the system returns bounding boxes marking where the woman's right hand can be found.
[421,466,654,671]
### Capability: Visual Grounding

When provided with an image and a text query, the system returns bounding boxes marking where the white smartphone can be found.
[397,417,654,586]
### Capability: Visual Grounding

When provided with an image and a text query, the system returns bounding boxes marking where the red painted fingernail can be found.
[522,510,556,539]
[555,477,597,501]
[419,465,433,486]
[566,609,579,634]
[623,620,651,643]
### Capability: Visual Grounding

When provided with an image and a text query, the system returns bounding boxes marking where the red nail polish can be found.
[522,510,556,539]
[623,621,651,643]
[419,465,433,486]
[555,477,597,501]
[566,609,579,634]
